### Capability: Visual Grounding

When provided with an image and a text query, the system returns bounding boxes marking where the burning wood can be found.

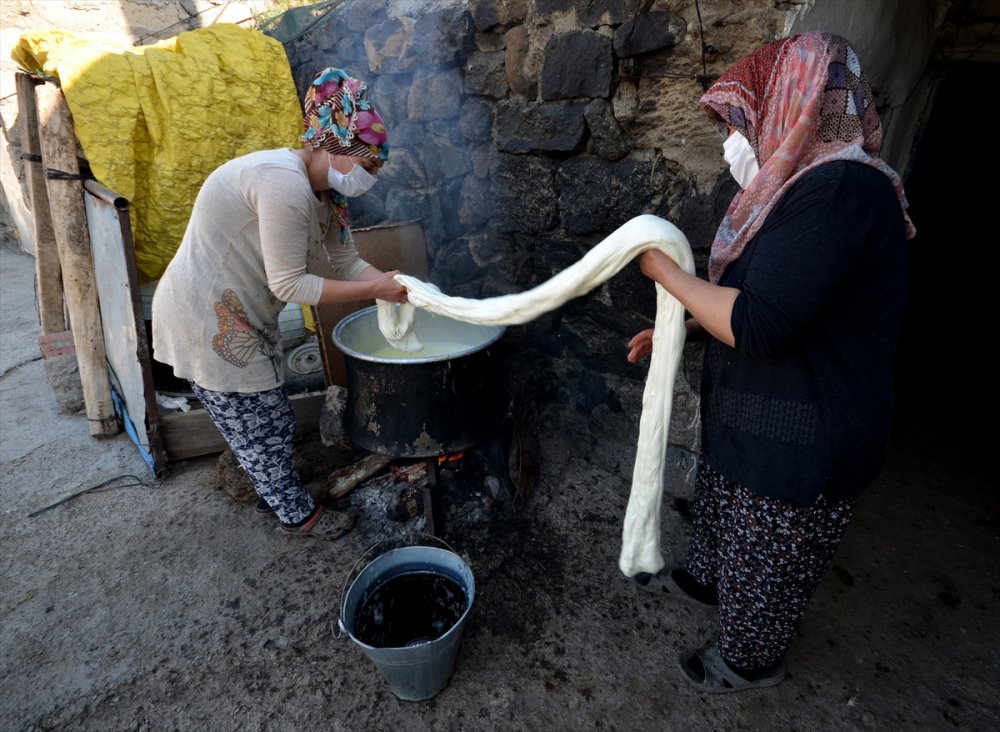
[327,453,394,500]
[392,462,427,483]
[390,452,466,484]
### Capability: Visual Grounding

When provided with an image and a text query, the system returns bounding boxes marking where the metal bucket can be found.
[339,545,475,701]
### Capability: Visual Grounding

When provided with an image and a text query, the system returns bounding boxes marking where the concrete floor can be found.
[2,239,998,731]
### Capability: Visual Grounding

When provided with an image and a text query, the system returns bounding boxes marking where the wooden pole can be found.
[34,82,118,437]
[15,72,66,335]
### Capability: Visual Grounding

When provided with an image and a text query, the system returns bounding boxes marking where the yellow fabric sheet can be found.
[12,24,302,282]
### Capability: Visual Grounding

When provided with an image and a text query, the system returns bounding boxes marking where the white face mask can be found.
[327,155,377,197]
[722,131,760,189]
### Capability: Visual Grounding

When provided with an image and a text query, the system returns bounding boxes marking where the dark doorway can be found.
[894,62,993,472]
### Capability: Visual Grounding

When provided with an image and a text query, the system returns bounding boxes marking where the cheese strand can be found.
[381,214,694,576]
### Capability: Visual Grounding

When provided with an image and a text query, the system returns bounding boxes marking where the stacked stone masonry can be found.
[281,0,794,495]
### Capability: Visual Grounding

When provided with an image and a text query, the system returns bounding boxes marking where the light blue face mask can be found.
[722,131,760,189]
[327,154,377,197]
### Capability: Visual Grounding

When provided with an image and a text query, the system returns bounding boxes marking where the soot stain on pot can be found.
[335,306,508,459]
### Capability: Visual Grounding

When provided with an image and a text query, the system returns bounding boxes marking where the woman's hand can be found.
[370,270,408,303]
[627,329,654,363]
[628,318,709,363]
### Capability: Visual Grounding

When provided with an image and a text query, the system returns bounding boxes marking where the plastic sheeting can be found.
[11,24,302,282]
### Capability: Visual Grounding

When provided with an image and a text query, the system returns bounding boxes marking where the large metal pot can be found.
[333,306,507,457]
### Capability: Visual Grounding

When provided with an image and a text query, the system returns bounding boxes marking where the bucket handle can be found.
[334,532,466,639]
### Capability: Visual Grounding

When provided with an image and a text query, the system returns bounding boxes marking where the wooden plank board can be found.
[35,83,117,436]
[16,72,65,335]
[85,180,167,475]
[159,391,326,461]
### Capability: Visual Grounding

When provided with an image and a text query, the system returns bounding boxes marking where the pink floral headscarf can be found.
[301,67,389,243]
[699,33,916,283]
[301,67,389,161]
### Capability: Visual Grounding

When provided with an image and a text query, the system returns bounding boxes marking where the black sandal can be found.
[634,567,719,606]
[678,647,785,693]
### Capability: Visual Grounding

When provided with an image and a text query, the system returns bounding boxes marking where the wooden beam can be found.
[15,72,65,335]
[159,391,326,461]
[326,453,393,499]
[34,82,118,437]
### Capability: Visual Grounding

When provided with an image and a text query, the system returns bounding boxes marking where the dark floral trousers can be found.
[190,383,314,525]
[685,463,855,669]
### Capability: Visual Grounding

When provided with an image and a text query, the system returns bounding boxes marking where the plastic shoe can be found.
[633,568,719,606]
[678,647,785,693]
[280,505,357,540]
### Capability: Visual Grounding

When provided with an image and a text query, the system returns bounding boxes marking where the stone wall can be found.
[280,0,947,493]
[282,0,789,489]
[0,0,946,494]
[288,1,779,283]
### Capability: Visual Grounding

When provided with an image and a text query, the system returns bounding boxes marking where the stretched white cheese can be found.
[376,300,423,352]
[384,214,694,577]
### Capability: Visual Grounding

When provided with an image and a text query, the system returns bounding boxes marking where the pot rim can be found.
[333,305,505,364]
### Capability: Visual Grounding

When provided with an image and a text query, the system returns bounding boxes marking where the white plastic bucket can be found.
[339,545,475,701]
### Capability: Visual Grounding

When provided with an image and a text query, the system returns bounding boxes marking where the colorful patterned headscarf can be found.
[699,33,916,283]
[301,67,389,243]
[301,67,389,161]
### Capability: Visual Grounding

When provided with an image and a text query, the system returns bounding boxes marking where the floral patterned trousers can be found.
[190,383,314,525]
[685,463,855,669]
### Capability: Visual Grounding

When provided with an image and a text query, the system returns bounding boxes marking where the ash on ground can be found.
[335,444,511,545]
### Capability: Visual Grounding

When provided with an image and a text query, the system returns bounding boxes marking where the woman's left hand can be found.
[627,328,654,363]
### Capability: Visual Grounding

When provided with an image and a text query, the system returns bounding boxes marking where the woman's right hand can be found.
[370,270,408,303]
[627,329,654,363]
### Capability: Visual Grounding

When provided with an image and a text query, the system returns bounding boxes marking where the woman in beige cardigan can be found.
[153,67,405,539]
